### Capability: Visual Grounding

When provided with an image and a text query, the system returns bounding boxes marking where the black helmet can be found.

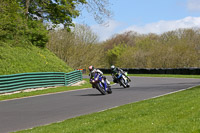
[89,65,94,71]
[111,65,115,70]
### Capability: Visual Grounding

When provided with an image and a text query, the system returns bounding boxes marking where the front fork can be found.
[100,79,108,91]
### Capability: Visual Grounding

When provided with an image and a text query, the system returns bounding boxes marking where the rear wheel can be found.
[126,84,130,88]
[107,86,112,94]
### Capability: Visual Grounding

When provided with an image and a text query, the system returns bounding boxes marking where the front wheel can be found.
[120,78,127,88]
[96,82,107,95]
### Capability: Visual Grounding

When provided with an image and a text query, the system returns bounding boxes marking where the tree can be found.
[82,0,112,24]
[18,0,112,30]
[0,0,48,47]
[47,24,104,69]
[0,0,25,43]
[18,0,87,31]
[106,43,127,66]
[103,31,140,52]
[73,24,99,44]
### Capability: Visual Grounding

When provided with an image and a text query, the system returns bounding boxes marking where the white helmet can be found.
[111,65,115,70]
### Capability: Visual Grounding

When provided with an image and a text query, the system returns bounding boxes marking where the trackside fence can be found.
[0,70,82,94]
[65,70,82,86]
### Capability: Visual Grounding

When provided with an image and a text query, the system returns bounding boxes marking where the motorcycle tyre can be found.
[96,83,107,95]
[126,84,130,88]
[120,78,127,88]
[107,86,112,94]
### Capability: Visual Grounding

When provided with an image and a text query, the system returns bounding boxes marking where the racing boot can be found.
[106,79,111,88]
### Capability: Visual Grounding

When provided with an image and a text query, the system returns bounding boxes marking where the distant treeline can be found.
[47,26,200,70]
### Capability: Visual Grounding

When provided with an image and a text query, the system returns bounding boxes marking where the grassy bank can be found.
[0,44,73,75]
[15,85,200,133]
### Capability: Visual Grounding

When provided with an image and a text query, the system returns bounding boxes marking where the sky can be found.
[74,0,200,42]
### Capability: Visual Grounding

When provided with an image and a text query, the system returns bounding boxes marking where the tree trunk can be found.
[25,0,30,19]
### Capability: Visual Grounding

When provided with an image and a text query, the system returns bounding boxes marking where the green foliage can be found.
[106,43,127,66]
[0,44,73,75]
[18,0,87,31]
[25,20,49,48]
[0,0,49,48]
[47,27,200,69]
[0,0,25,43]
[104,28,200,68]
[103,31,138,50]
[47,24,104,70]
[135,36,157,50]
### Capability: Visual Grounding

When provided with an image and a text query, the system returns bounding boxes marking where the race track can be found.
[0,76,200,133]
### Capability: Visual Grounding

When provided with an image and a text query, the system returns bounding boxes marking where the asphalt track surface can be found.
[0,76,200,133]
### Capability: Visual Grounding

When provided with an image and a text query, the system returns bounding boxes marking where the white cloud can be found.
[187,0,200,11]
[90,20,122,41]
[90,17,200,42]
[122,16,200,34]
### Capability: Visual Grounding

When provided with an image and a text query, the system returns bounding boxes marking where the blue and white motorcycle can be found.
[112,71,131,88]
[90,72,112,95]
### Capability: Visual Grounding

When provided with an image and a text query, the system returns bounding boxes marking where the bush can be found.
[25,20,49,48]
[0,0,48,48]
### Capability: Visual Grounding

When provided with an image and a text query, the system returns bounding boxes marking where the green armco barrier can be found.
[0,70,82,93]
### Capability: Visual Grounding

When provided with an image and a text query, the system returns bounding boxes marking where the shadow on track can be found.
[111,87,131,90]
[74,93,104,97]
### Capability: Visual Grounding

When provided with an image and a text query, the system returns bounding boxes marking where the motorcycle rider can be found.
[110,65,131,83]
[88,65,111,89]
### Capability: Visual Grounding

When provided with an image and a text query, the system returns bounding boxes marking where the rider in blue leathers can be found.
[89,66,110,90]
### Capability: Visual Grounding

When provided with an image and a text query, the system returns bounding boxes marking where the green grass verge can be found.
[14,85,200,133]
[0,79,91,101]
